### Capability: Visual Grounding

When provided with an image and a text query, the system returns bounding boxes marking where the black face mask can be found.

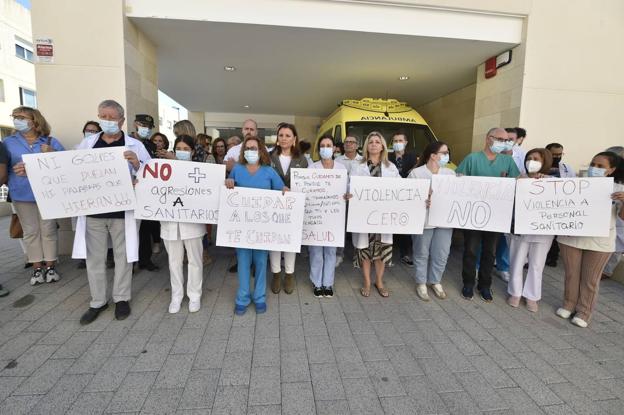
[552,157,561,168]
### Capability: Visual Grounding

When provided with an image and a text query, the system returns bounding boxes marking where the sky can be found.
[16,0,31,9]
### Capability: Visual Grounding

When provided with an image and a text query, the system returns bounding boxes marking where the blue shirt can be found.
[3,133,65,202]
[229,163,284,190]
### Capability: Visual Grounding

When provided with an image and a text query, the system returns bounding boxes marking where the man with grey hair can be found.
[72,99,152,325]
[226,135,242,150]
[455,127,520,302]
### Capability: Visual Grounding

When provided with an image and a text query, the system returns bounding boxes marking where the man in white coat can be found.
[73,100,151,325]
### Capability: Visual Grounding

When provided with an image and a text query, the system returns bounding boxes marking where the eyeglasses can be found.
[10,115,32,121]
[245,147,259,151]
[344,140,358,144]
[488,135,512,143]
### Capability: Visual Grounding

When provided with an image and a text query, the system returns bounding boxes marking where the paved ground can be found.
[1,216,624,414]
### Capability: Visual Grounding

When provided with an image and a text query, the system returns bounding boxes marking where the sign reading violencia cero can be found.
[216,187,306,252]
[134,160,225,224]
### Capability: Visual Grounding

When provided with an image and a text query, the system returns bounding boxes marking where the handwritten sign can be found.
[347,176,429,234]
[22,147,136,219]
[134,160,225,224]
[514,177,614,236]
[428,175,515,233]
[216,187,306,252]
[290,168,348,247]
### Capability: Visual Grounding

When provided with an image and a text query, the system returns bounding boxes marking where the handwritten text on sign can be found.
[216,187,306,252]
[347,176,429,235]
[134,160,225,224]
[22,147,136,219]
[428,175,515,233]
[291,168,348,247]
[514,177,614,236]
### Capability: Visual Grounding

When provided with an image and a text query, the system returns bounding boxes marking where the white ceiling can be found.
[132,18,517,116]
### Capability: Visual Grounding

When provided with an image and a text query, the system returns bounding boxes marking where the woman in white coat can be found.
[351,132,400,298]
[161,135,206,313]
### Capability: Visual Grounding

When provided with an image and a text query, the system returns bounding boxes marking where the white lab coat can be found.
[160,221,206,241]
[72,132,152,262]
[350,160,400,248]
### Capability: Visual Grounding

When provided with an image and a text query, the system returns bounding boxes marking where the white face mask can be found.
[392,142,405,152]
[525,160,542,174]
[176,150,191,161]
[319,147,334,160]
[137,126,151,139]
[244,150,259,164]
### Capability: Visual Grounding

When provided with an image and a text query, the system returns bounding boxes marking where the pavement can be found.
[1,215,624,414]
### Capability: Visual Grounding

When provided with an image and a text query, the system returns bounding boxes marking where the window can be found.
[15,36,34,62]
[334,125,342,142]
[345,122,436,157]
[19,87,37,107]
[0,79,5,102]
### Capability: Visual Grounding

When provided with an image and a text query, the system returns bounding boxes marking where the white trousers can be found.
[508,237,551,301]
[269,251,296,273]
[163,237,204,302]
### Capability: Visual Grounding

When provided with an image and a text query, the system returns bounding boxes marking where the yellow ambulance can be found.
[313,98,437,160]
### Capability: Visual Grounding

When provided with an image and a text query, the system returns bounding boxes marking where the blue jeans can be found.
[412,228,453,284]
[235,248,268,306]
[496,234,510,272]
[309,246,337,288]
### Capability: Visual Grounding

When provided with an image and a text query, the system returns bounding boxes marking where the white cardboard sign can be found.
[216,186,306,252]
[346,176,429,235]
[290,168,348,247]
[514,177,614,236]
[134,160,225,224]
[428,175,515,233]
[22,147,136,219]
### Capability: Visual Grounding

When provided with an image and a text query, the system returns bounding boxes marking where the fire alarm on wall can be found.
[484,50,513,79]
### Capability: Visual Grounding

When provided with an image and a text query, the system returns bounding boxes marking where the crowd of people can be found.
[0,99,623,330]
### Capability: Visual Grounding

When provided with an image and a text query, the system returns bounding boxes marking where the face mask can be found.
[137,127,151,139]
[587,166,607,177]
[319,147,333,160]
[176,150,191,161]
[490,142,507,154]
[244,150,259,164]
[84,131,98,139]
[525,160,542,174]
[13,119,31,133]
[392,142,405,152]
[505,141,515,151]
[552,157,561,168]
[438,154,450,167]
[99,119,120,135]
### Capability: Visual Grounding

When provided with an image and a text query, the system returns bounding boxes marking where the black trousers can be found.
[547,238,559,262]
[462,230,499,290]
[138,220,161,266]
[395,234,413,258]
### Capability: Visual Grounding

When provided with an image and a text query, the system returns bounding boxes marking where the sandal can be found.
[374,284,389,298]
[360,287,370,297]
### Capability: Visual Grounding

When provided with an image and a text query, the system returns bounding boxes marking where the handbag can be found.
[9,214,23,239]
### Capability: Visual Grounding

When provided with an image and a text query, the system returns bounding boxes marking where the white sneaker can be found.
[431,284,447,299]
[496,270,510,282]
[416,284,430,301]
[30,268,45,286]
[168,301,181,314]
[152,242,161,254]
[189,299,201,313]
[45,267,60,283]
[335,256,343,268]
[571,316,588,328]
[555,307,572,319]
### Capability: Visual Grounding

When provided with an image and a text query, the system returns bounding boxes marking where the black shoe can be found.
[479,288,493,302]
[24,262,33,269]
[313,286,323,298]
[229,263,238,273]
[400,256,415,268]
[545,259,557,267]
[77,259,86,269]
[138,262,159,271]
[80,304,108,325]
[461,286,474,300]
[0,284,9,298]
[115,301,131,320]
[323,286,334,298]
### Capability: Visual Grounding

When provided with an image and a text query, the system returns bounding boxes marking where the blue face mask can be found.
[438,154,450,167]
[587,166,607,177]
[99,119,120,135]
[505,141,515,151]
[176,150,191,161]
[319,147,334,160]
[392,142,405,152]
[13,119,31,133]
[244,150,259,164]
[490,141,507,154]
[137,127,151,139]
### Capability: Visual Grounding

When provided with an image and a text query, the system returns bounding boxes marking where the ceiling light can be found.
[243,105,250,108]
[224,66,236,72]
[398,75,409,81]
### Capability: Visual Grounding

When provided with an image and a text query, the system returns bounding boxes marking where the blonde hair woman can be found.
[350,131,399,297]
[173,120,207,162]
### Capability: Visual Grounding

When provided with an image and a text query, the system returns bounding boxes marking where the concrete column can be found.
[188,112,205,135]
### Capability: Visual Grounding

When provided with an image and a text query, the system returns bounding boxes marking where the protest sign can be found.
[22,147,136,219]
[290,168,348,247]
[216,186,306,252]
[134,160,225,224]
[346,176,429,235]
[514,177,614,236]
[428,175,515,233]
